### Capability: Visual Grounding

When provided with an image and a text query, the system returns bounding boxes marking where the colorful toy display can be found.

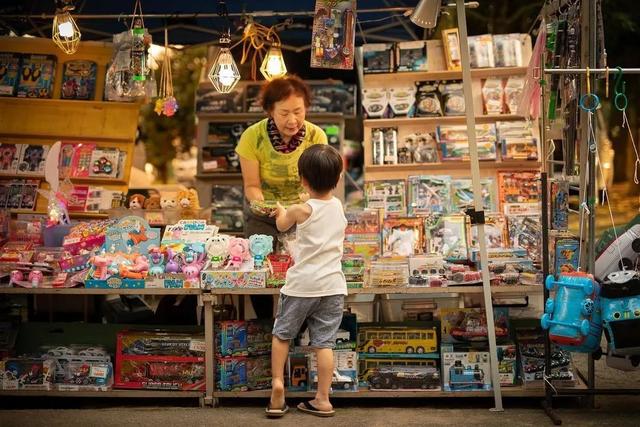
[249,234,273,269]
[440,308,510,344]
[61,60,97,100]
[358,325,438,355]
[441,348,491,391]
[0,358,55,390]
[408,175,451,215]
[310,0,356,70]
[541,272,603,354]
[600,271,640,357]
[382,217,425,257]
[17,54,55,98]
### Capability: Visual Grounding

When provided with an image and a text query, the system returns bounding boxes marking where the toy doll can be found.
[148,247,165,276]
[249,234,274,269]
[128,194,146,209]
[226,237,250,270]
[205,234,231,269]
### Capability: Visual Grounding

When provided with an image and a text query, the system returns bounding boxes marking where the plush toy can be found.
[249,234,274,269]
[160,193,178,209]
[28,270,44,287]
[183,258,204,281]
[144,195,161,209]
[226,237,250,269]
[205,234,231,269]
[9,270,23,286]
[177,188,200,210]
[128,194,146,209]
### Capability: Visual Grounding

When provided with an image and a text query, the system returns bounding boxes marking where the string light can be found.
[52,1,81,54]
[208,32,241,93]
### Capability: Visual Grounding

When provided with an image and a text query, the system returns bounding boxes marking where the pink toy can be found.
[91,255,111,280]
[226,238,250,270]
[28,270,44,287]
[183,260,203,281]
[9,270,23,286]
[165,248,182,273]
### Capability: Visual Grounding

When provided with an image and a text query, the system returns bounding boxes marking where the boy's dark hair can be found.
[260,75,311,112]
[298,144,343,193]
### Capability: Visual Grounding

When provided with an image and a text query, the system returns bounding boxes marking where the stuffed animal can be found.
[128,194,146,209]
[226,237,250,269]
[160,193,178,209]
[205,234,231,269]
[177,188,200,210]
[144,195,161,209]
[249,234,274,269]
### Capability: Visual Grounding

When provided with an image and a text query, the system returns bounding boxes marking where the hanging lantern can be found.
[155,28,178,117]
[260,43,287,81]
[52,1,81,54]
[208,33,241,93]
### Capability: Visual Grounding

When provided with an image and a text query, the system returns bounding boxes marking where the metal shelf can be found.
[363,114,527,128]
[0,287,202,295]
[364,160,541,173]
[0,389,203,398]
[362,67,528,85]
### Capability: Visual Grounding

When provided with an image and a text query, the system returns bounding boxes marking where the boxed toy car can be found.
[216,321,248,357]
[118,330,205,358]
[57,361,113,391]
[246,355,272,390]
[116,359,205,391]
[440,308,510,344]
[519,340,575,388]
[247,319,272,356]
[497,343,518,386]
[308,350,358,392]
[367,365,440,391]
[1,358,55,390]
[358,357,438,386]
[216,356,247,391]
[358,323,439,355]
[441,346,491,391]
[287,353,309,391]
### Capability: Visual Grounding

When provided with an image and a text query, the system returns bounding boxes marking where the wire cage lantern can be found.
[208,33,241,93]
[52,2,81,54]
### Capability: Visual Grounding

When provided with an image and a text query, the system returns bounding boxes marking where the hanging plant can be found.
[155,27,178,117]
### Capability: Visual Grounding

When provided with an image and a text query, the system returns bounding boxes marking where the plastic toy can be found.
[600,270,640,357]
[595,224,640,281]
[148,247,165,276]
[128,194,145,209]
[165,247,182,273]
[28,270,44,287]
[368,366,440,390]
[226,237,251,269]
[205,234,231,268]
[249,234,273,269]
[358,326,437,354]
[441,349,491,391]
[449,361,485,390]
[542,272,603,354]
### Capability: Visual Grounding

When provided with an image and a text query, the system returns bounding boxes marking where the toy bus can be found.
[358,327,438,354]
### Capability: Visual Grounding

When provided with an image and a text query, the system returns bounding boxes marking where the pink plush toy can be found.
[28,270,44,287]
[10,270,23,286]
[226,237,250,269]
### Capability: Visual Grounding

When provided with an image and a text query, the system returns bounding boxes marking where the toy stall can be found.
[0,0,639,419]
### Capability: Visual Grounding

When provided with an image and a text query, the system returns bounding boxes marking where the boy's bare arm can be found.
[273,202,311,232]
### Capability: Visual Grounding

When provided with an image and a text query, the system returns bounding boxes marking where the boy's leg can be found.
[270,336,290,408]
[312,347,334,411]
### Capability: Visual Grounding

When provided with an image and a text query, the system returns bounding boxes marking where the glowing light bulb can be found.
[260,45,287,80]
[58,21,74,38]
[52,10,81,54]
[218,67,236,86]
[208,42,240,93]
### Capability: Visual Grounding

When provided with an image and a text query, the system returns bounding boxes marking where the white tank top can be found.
[281,197,348,297]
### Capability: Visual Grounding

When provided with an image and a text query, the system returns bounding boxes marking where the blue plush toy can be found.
[249,234,274,269]
[541,272,603,354]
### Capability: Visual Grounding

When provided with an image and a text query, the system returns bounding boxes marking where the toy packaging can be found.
[482,78,505,114]
[470,213,507,249]
[554,237,579,274]
[497,343,518,386]
[517,331,576,387]
[468,34,495,68]
[0,52,21,96]
[247,319,273,356]
[396,41,428,72]
[1,178,41,210]
[310,0,356,70]
[118,330,205,357]
[362,87,388,118]
[423,214,469,261]
[61,60,97,100]
[287,353,309,391]
[504,76,525,114]
[0,143,21,174]
[493,34,524,67]
[370,127,398,164]
[1,358,55,390]
[363,43,394,73]
[67,185,89,212]
[440,307,510,344]
[399,132,439,164]
[550,179,569,231]
[342,255,366,288]
[382,217,425,257]
[451,178,494,212]
[201,270,267,289]
[414,81,443,117]
[16,144,49,175]
[358,324,438,355]
[498,171,540,214]
[408,254,445,287]
[497,121,538,160]
[365,180,406,217]
[244,356,272,390]
[367,365,440,391]
[17,54,56,98]
[57,361,113,391]
[368,258,410,287]
[216,321,248,357]
[408,175,451,216]
[308,350,358,392]
[216,357,248,391]
[507,214,541,262]
[441,347,491,391]
[438,124,497,161]
[388,86,416,117]
[441,81,465,116]
[442,28,462,71]
[89,148,121,179]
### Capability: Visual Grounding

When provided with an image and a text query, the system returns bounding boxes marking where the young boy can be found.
[266,144,347,418]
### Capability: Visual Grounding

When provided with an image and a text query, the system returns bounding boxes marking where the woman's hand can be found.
[272,201,286,218]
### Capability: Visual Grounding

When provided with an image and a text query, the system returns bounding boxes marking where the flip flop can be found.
[297,401,335,417]
[265,402,289,418]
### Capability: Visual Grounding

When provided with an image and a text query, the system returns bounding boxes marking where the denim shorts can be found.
[272,294,344,349]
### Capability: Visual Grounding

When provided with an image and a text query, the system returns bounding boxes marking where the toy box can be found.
[600,271,640,355]
[118,330,205,358]
[61,60,97,100]
[115,359,205,391]
[440,307,510,344]
[342,255,366,288]
[470,213,507,249]
[247,319,273,356]
[216,321,248,357]
[408,175,451,215]
[367,365,440,391]
[518,337,575,387]
[497,343,518,386]
[425,214,469,261]
[1,358,55,390]
[497,121,538,160]
[550,180,569,231]
[57,361,113,391]
[398,132,439,164]
[308,350,358,392]
[200,269,267,289]
[437,124,497,161]
[287,353,309,391]
[498,171,540,213]
[0,143,21,174]
[358,357,438,385]
[0,52,20,96]
[216,357,247,391]
[246,355,272,390]
[42,345,111,384]
[554,238,579,274]
[358,324,438,355]
[441,348,491,391]
[17,54,56,98]
[382,217,425,257]
[368,258,409,287]
[365,180,406,217]
[396,41,428,72]
[363,43,394,73]
[408,255,445,287]
[388,86,416,117]
[344,209,382,264]
[451,178,494,212]
[507,214,541,262]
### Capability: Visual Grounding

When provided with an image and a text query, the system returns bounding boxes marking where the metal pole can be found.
[456,0,503,412]
[545,67,640,74]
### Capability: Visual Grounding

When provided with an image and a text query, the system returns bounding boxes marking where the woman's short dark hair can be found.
[260,75,311,112]
[298,144,343,193]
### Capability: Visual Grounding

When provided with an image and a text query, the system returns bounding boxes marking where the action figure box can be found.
[497,343,518,386]
[507,214,541,262]
[441,347,491,391]
[497,121,538,160]
[0,358,55,390]
[382,217,425,257]
[216,357,247,391]
[0,52,21,96]
[287,353,309,391]
[363,43,394,73]
[440,307,510,344]
[470,213,507,250]
[308,350,358,392]
[398,132,439,164]
[60,60,97,100]
[216,321,248,357]
[365,180,406,217]
[115,359,205,391]
[408,175,451,216]
[396,40,428,72]
[16,144,49,175]
[17,54,56,98]
[451,178,494,212]
[200,269,267,289]
[424,214,469,261]
[438,124,497,161]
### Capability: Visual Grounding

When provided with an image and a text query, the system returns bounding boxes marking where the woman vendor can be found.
[235,75,328,317]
